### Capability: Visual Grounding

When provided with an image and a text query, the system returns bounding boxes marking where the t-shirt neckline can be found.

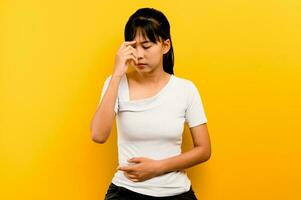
[124,73,174,103]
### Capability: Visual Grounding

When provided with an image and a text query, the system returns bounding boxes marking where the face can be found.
[130,29,170,73]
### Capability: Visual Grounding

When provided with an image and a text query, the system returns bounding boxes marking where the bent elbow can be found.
[206,151,211,161]
[91,135,107,144]
[91,130,108,144]
[199,147,211,163]
[205,149,211,161]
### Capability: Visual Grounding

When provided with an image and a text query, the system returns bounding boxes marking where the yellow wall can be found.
[1,0,300,199]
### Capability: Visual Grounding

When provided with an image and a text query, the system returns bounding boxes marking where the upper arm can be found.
[190,123,211,157]
[184,81,207,127]
[99,75,119,114]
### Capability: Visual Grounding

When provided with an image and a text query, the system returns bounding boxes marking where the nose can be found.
[135,46,144,60]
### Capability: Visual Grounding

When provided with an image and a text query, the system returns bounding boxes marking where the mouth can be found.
[137,63,147,68]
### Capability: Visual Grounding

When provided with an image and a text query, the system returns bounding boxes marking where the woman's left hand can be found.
[117,157,164,182]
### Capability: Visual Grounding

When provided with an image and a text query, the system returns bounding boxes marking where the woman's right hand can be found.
[113,41,138,77]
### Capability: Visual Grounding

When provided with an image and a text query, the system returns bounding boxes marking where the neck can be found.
[134,67,170,85]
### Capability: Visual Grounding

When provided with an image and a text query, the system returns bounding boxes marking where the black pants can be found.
[104,182,198,200]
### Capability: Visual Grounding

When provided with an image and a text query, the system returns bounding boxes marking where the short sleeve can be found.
[185,81,208,128]
[98,75,119,114]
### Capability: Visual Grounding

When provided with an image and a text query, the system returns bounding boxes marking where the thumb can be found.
[128,157,142,163]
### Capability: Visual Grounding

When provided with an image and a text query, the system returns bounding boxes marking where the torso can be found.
[126,72,171,101]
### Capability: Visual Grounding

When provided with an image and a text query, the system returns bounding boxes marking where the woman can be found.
[90,7,211,199]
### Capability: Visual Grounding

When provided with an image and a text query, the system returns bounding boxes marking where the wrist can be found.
[111,74,123,80]
[157,159,168,175]
[112,71,124,78]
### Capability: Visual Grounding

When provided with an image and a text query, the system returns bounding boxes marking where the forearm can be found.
[90,75,121,143]
[159,146,211,174]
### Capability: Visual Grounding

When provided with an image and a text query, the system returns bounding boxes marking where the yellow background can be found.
[1,0,300,199]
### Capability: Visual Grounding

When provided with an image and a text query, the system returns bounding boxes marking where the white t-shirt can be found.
[99,73,208,197]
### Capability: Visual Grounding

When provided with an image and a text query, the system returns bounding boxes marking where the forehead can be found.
[133,31,150,43]
[132,28,162,45]
[134,28,160,43]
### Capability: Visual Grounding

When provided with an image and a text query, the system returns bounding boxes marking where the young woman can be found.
[90,7,211,199]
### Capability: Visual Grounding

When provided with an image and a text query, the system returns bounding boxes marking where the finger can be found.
[124,172,139,182]
[121,45,137,55]
[123,51,137,62]
[119,41,136,52]
[123,46,138,61]
[126,173,138,179]
[125,170,138,175]
[124,54,138,65]
[128,157,143,163]
[130,47,138,60]
[118,165,135,172]
[124,40,136,45]
[122,41,136,48]
[123,172,138,179]
[123,49,136,57]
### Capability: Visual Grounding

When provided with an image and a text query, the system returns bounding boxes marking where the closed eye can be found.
[132,45,152,49]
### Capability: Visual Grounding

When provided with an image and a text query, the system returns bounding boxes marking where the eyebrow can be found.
[135,40,151,45]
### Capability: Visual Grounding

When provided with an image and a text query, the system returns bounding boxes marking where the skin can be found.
[128,28,171,84]
[117,29,211,182]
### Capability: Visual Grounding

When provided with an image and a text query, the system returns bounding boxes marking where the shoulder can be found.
[172,75,204,103]
[103,73,128,98]
[172,75,197,91]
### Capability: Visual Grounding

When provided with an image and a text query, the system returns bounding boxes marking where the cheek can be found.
[148,49,162,59]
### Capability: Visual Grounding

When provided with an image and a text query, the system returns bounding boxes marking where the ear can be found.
[162,39,171,55]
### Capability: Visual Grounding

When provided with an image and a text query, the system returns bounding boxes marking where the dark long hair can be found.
[124,8,174,75]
